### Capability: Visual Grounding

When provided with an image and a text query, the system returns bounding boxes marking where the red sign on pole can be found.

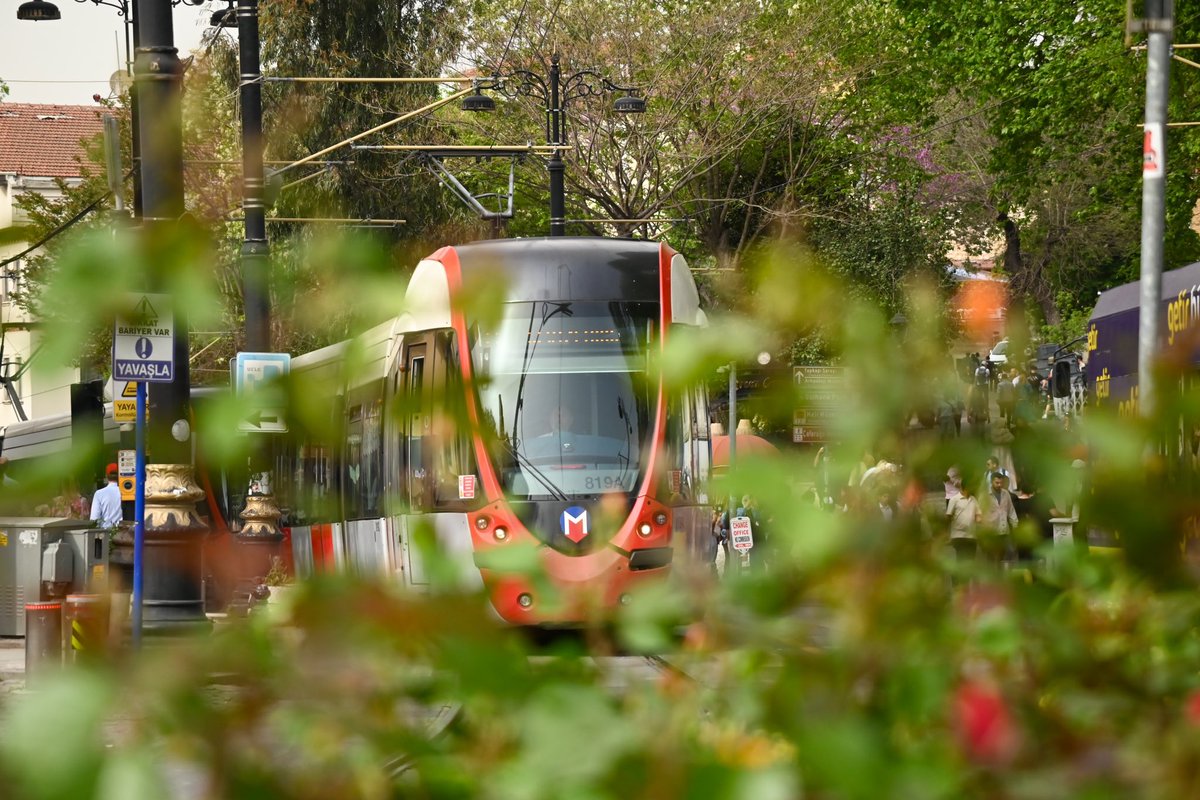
[730,516,754,552]
[1144,122,1164,179]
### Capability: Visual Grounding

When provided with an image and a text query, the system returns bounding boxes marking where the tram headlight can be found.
[638,522,652,537]
[494,526,508,542]
[517,593,533,609]
[475,516,490,531]
[653,511,668,526]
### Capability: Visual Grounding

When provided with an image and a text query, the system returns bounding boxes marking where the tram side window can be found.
[345,396,384,519]
[434,331,478,508]
[291,442,337,524]
[407,354,428,511]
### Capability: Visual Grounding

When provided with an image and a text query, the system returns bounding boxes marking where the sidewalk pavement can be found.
[0,639,24,692]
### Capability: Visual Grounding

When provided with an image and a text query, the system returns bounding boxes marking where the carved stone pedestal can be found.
[227,494,284,615]
[240,494,282,538]
[142,463,210,633]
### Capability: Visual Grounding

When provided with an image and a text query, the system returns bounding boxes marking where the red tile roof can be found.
[0,102,106,179]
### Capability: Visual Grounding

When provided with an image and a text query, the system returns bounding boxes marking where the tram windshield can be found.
[471,301,656,500]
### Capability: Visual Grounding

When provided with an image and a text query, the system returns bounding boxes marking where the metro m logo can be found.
[561,506,589,543]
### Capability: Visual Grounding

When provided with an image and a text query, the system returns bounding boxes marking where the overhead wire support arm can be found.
[276,87,475,174]
[226,216,406,225]
[421,155,514,220]
[352,144,567,153]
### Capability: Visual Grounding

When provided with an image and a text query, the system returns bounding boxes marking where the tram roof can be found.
[451,237,666,304]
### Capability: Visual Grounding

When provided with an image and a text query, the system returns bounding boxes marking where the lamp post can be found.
[462,54,646,237]
[18,0,210,635]
[223,0,285,585]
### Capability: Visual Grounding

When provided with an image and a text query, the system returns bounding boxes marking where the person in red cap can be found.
[90,462,123,528]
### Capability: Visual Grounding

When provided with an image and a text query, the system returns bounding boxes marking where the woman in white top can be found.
[946,484,982,561]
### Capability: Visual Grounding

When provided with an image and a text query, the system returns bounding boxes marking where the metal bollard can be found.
[63,594,111,664]
[1049,517,1076,567]
[24,601,63,682]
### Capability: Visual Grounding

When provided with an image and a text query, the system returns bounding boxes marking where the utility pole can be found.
[135,0,207,633]
[1138,0,1173,419]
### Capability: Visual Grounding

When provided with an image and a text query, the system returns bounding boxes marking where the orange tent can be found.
[711,433,779,469]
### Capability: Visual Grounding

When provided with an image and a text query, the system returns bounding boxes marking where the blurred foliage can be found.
[8,2,1200,795]
[4,236,1200,800]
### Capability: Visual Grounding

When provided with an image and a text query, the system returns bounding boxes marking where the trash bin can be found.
[63,594,110,663]
[24,601,62,681]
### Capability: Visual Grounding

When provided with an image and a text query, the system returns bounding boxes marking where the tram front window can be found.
[472,301,655,500]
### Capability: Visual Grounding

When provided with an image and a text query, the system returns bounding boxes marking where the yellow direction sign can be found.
[113,381,144,423]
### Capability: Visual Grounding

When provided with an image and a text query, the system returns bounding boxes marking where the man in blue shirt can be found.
[90,463,123,528]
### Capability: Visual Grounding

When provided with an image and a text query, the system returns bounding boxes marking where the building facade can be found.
[0,102,105,426]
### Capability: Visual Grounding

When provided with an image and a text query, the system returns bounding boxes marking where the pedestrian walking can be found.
[945,466,963,510]
[996,370,1015,421]
[980,472,1019,562]
[946,483,982,562]
[937,391,959,439]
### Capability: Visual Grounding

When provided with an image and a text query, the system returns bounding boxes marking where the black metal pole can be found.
[136,0,188,460]
[129,0,143,219]
[134,0,206,632]
[548,54,565,237]
[238,0,269,353]
[235,0,283,577]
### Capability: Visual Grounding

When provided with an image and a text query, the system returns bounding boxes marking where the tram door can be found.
[405,341,430,509]
[399,337,432,584]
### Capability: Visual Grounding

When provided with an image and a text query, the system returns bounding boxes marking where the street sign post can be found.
[234,352,290,433]
[113,381,142,424]
[112,293,174,383]
[793,365,845,443]
[111,293,174,650]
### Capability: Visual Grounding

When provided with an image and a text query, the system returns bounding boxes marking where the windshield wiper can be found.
[498,438,570,502]
[615,396,634,482]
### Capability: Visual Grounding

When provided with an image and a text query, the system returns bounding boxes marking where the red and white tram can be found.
[283,237,712,623]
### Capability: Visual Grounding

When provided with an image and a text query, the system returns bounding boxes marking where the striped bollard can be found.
[63,594,111,664]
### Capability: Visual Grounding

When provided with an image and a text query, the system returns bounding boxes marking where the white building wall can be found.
[0,174,81,426]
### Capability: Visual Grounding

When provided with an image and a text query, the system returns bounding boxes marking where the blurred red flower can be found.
[1185,689,1200,726]
[955,680,1019,764]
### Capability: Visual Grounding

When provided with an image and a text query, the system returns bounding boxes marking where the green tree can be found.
[876,0,1200,320]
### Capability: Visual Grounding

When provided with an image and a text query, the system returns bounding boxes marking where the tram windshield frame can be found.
[470,300,657,501]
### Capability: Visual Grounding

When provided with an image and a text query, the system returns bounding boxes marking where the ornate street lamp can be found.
[210,0,236,28]
[16,1,61,20]
[460,87,497,113]
[463,54,646,236]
